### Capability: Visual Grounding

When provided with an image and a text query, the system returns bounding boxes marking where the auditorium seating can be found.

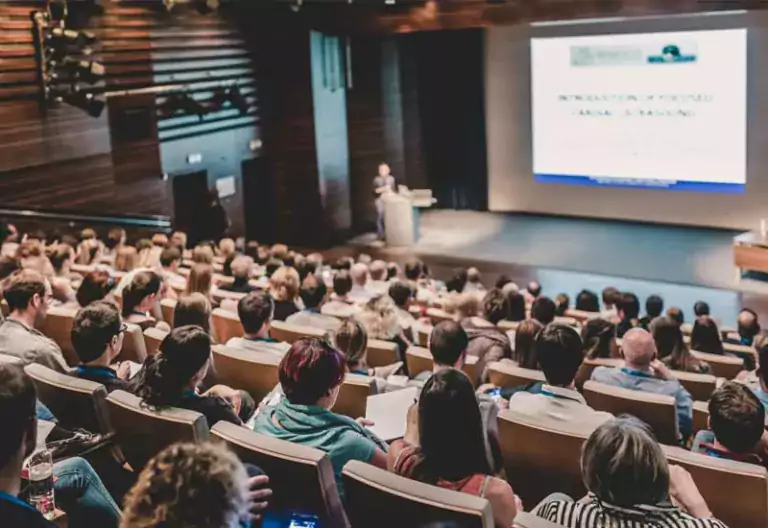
[211,307,244,343]
[333,373,375,419]
[583,380,678,445]
[270,320,329,344]
[672,370,716,402]
[691,350,744,379]
[143,326,168,356]
[211,422,348,528]
[119,322,148,364]
[106,390,209,471]
[41,305,79,366]
[575,357,623,387]
[366,339,400,368]
[498,410,589,505]
[405,346,479,385]
[342,460,494,528]
[160,298,176,327]
[211,288,247,305]
[692,400,710,437]
[211,345,281,404]
[497,320,521,332]
[487,361,546,389]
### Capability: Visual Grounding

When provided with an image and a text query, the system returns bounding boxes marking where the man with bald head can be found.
[591,328,693,440]
[368,259,389,295]
[348,262,375,304]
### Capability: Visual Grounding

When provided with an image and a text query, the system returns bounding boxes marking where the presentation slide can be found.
[531,29,747,193]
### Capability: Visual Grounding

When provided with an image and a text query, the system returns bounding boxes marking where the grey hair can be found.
[581,416,670,507]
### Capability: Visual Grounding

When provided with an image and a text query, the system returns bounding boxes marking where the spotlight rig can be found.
[32,0,106,118]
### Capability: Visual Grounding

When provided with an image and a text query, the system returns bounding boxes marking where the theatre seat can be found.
[723,342,757,368]
[663,445,768,528]
[119,322,148,364]
[211,345,281,404]
[575,357,623,388]
[211,308,244,343]
[211,422,348,528]
[564,309,600,322]
[41,305,79,366]
[553,315,579,327]
[488,361,546,389]
[342,460,493,528]
[498,410,589,505]
[672,370,716,402]
[405,346,478,386]
[692,400,709,437]
[270,320,329,344]
[333,373,375,419]
[497,320,521,332]
[690,350,744,380]
[211,288,246,305]
[106,390,208,472]
[25,363,111,435]
[425,307,454,325]
[366,339,399,368]
[143,327,168,357]
[160,298,176,327]
[583,380,678,445]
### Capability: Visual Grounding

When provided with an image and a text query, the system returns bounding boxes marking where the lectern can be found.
[382,189,436,247]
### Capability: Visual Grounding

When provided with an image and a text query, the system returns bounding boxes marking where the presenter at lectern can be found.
[373,162,397,239]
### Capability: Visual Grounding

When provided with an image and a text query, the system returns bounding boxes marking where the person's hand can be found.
[115,362,132,380]
[356,417,375,427]
[476,383,497,395]
[514,494,524,513]
[668,465,711,518]
[205,385,242,415]
[247,475,272,522]
[650,360,674,381]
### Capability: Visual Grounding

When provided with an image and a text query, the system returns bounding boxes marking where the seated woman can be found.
[535,416,727,528]
[76,270,117,308]
[269,266,301,321]
[388,369,518,528]
[48,243,77,303]
[356,295,411,364]
[512,319,543,370]
[134,325,253,428]
[114,246,138,273]
[581,318,618,360]
[690,316,725,355]
[186,263,216,308]
[121,270,165,331]
[253,337,388,498]
[502,289,526,322]
[651,316,712,374]
[335,320,402,388]
[174,292,214,337]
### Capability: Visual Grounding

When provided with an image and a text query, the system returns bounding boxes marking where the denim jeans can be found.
[54,457,122,528]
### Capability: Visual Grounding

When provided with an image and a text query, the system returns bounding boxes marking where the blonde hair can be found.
[335,320,369,370]
[186,263,213,298]
[192,245,214,265]
[218,238,236,258]
[269,266,299,302]
[456,292,480,319]
[170,231,188,250]
[114,246,138,272]
[230,256,253,279]
[356,295,402,341]
[270,244,288,261]
[120,442,250,528]
[174,293,212,332]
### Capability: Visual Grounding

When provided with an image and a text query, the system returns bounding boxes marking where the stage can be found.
[345,210,768,327]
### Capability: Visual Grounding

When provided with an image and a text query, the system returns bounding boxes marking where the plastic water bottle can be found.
[27,449,55,520]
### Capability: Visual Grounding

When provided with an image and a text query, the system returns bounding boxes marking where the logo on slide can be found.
[647,44,697,63]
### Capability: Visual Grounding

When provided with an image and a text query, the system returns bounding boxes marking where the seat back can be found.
[119,322,148,364]
[514,512,567,528]
[498,410,589,505]
[563,309,599,322]
[270,320,328,344]
[583,381,678,445]
[25,363,112,434]
[575,358,623,388]
[691,350,743,379]
[143,327,168,357]
[487,361,546,389]
[211,345,281,403]
[663,445,768,528]
[40,305,79,366]
[333,373,374,419]
[692,400,709,437]
[425,307,455,325]
[105,390,209,471]
[672,370,716,402]
[497,320,521,332]
[366,339,399,368]
[211,288,247,305]
[211,422,348,528]
[160,298,177,327]
[342,460,493,528]
[211,308,244,343]
[723,342,758,367]
[405,346,478,385]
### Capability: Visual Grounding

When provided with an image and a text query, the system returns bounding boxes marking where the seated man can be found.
[226,291,290,357]
[731,308,760,346]
[321,270,360,318]
[0,269,68,373]
[748,337,768,411]
[639,294,663,330]
[286,276,341,334]
[218,255,255,294]
[348,263,375,305]
[616,292,641,338]
[591,328,693,440]
[508,324,612,434]
[71,301,133,393]
[462,288,511,385]
[368,260,390,296]
[388,281,416,336]
[691,382,766,466]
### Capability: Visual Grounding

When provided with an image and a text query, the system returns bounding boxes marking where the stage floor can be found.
[346,210,768,327]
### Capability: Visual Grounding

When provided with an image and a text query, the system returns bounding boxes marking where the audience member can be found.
[286,275,341,334]
[531,296,556,325]
[600,287,621,320]
[192,244,214,265]
[651,316,711,374]
[524,280,541,303]
[535,417,726,527]
[349,262,375,304]
[269,266,301,321]
[0,270,68,372]
[170,231,188,251]
[554,293,569,316]
[749,336,768,411]
[264,258,283,278]
[49,244,76,303]
[389,369,518,528]
[388,281,416,335]
[694,301,711,318]
[386,261,400,281]
[185,263,213,302]
[691,382,766,467]
[445,268,468,294]
[334,320,401,384]
[76,270,117,308]
[122,271,163,331]
[581,318,618,360]
[253,338,388,498]
[464,267,485,294]
[71,301,132,393]
[502,290,526,322]
[0,255,19,281]
[0,221,19,257]
[734,308,760,346]
[508,324,612,433]
[226,291,289,357]
[639,294,664,330]
[513,319,543,370]
[114,246,138,273]
[591,328,693,439]
[135,326,252,428]
[103,228,126,261]
[575,289,600,313]
[76,229,103,266]
[159,246,182,275]
[121,442,269,528]
[368,260,389,295]
[322,270,360,318]
[616,292,641,338]
[174,293,213,335]
[461,289,511,384]
[455,292,481,321]
[667,306,685,326]
[690,316,724,355]
[357,295,409,357]
[219,256,254,294]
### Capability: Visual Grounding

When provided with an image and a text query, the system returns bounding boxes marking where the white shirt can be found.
[286,310,342,334]
[348,284,376,305]
[507,384,612,435]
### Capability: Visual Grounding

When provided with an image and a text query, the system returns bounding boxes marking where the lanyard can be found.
[76,366,117,379]
[620,367,654,379]
[540,388,583,404]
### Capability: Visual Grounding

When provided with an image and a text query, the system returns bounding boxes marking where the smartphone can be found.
[288,514,320,528]
[487,387,502,403]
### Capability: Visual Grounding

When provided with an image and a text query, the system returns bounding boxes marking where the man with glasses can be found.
[71,301,134,393]
[0,269,68,373]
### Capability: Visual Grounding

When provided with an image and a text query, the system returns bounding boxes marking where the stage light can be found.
[61,58,105,84]
[62,90,105,118]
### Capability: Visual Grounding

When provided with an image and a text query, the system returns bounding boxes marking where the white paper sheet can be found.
[365,387,419,442]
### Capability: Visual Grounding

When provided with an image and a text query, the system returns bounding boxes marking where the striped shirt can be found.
[535,496,729,528]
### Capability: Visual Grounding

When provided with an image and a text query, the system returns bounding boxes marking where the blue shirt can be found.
[752,386,768,412]
[591,366,693,440]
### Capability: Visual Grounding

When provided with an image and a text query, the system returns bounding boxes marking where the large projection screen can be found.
[486,12,767,230]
